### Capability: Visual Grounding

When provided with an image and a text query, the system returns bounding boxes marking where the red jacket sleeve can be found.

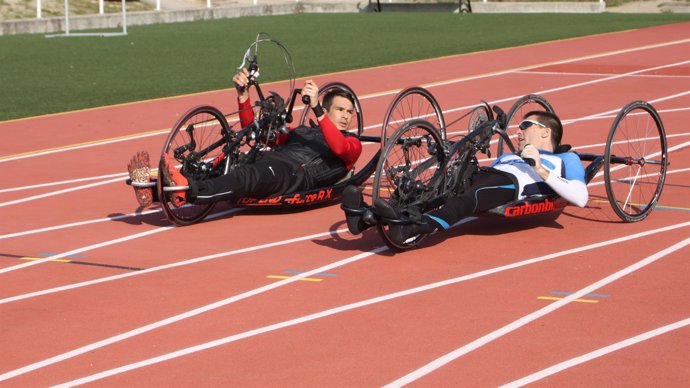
[238,98,254,128]
[318,115,362,170]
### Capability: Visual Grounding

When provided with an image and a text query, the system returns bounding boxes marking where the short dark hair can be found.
[322,89,355,111]
[523,110,563,150]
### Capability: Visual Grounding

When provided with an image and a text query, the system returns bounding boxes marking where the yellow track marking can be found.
[266,275,322,282]
[537,296,599,304]
[21,256,71,264]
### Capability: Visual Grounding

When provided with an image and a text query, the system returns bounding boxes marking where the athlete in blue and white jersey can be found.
[491,150,588,207]
[343,110,589,245]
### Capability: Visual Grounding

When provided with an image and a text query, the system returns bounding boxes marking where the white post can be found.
[156,0,161,11]
[64,0,70,34]
[122,0,127,34]
[99,0,104,14]
[207,0,211,8]
[37,0,42,18]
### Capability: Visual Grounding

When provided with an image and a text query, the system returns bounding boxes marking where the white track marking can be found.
[2,39,689,164]
[0,209,162,240]
[501,317,690,387]
[0,130,166,164]
[0,208,240,274]
[517,70,690,79]
[0,225,342,305]
[0,177,124,208]
[3,221,689,383]
[0,227,172,275]
[0,172,128,193]
[385,237,690,388]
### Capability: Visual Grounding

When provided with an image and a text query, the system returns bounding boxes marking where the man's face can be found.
[326,96,355,131]
[517,115,549,150]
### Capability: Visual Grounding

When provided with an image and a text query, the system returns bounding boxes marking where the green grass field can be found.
[1,13,688,121]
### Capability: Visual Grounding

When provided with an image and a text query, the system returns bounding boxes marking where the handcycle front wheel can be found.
[497,94,555,156]
[604,100,668,222]
[299,82,364,137]
[381,86,446,150]
[158,105,231,226]
[373,119,445,251]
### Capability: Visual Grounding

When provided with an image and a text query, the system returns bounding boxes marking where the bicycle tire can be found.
[604,101,667,222]
[372,119,445,251]
[158,105,230,226]
[381,86,445,150]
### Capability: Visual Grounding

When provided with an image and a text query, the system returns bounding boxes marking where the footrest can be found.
[126,179,157,188]
[162,185,190,192]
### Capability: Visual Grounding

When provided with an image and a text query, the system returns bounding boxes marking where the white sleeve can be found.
[544,170,588,207]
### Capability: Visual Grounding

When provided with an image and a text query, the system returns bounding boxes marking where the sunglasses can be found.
[519,120,547,130]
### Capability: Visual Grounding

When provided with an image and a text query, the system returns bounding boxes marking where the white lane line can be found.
[3,38,689,165]
[0,227,172,275]
[384,236,690,388]
[6,220,687,385]
[0,226,344,305]
[0,130,166,164]
[0,208,240,275]
[501,317,690,387]
[0,177,124,208]
[0,209,162,240]
[0,172,128,193]
[517,70,690,80]
[0,245,389,382]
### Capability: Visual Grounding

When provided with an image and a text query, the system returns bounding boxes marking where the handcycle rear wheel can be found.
[299,82,364,137]
[604,101,668,222]
[498,94,555,156]
[158,105,231,226]
[373,119,445,251]
[381,86,446,149]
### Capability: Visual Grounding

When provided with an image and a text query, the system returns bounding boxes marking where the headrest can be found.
[554,144,572,153]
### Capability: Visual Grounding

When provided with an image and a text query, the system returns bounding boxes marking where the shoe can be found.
[342,185,369,235]
[127,151,153,207]
[374,198,425,246]
[162,154,188,207]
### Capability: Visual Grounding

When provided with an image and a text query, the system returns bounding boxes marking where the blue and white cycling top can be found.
[490,150,588,207]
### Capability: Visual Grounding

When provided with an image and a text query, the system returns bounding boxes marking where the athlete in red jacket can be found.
[150,70,362,207]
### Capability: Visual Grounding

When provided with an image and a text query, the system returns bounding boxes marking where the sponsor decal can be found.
[284,189,333,205]
[235,188,334,206]
[504,198,556,217]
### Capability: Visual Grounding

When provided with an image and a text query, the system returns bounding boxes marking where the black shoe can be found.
[374,199,431,246]
[342,185,369,235]
[374,198,411,245]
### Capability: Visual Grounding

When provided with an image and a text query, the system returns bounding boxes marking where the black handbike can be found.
[127,34,379,226]
[345,88,669,251]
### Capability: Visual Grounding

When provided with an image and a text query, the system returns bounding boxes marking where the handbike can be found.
[126,34,377,226]
[345,89,669,251]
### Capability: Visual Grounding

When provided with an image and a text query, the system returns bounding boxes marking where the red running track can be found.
[0,23,689,387]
